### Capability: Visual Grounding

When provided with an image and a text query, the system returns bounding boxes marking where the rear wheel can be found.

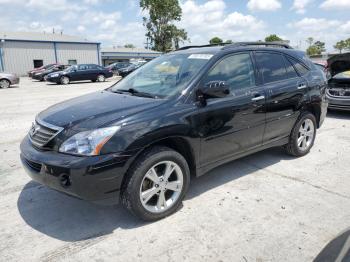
[0,79,10,89]
[285,112,316,157]
[97,74,105,82]
[121,146,190,221]
[60,76,70,85]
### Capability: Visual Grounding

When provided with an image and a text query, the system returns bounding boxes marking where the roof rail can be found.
[223,42,292,50]
[176,43,230,51]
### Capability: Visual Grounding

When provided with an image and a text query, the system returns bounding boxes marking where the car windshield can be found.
[333,70,350,79]
[110,53,212,98]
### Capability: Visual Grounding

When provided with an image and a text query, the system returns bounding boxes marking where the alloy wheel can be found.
[97,75,105,82]
[0,79,10,89]
[139,161,184,213]
[61,76,69,85]
[297,118,315,151]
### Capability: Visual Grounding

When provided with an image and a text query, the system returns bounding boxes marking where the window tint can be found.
[88,64,99,69]
[78,65,88,70]
[287,57,309,76]
[204,53,255,91]
[256,52,290,83]
[283,56,299,78]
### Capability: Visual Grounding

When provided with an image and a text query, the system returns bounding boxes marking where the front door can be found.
[193,52,266,167]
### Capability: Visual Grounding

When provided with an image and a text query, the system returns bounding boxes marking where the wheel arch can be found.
[303,103,321,128]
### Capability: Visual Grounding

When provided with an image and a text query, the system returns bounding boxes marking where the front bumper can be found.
[32,74,43,81]
[20,136,134,205]
[327,94,350,111]
[9,77,20,85]
[46,76,60,83]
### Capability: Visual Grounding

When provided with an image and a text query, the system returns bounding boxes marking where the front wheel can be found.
[60,76,70,85]
[285,112,317,157]
[0,79,10,89]
[121,146,190,221]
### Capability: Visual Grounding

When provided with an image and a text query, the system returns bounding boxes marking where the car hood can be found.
[327,53,350,77]
[0,72,16,77]
[37,90,164,130]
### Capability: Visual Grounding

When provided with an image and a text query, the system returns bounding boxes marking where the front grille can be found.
[29,120,62,148]
[327,88,350,98]
[24,158,42,173]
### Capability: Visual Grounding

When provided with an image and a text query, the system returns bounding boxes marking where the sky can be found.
[0,0,350,52]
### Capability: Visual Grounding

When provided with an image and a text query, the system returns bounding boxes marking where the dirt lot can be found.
[0,77,349,262]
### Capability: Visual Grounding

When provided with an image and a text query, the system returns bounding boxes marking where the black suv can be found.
[20,42,328,221]
[46,64,113,85]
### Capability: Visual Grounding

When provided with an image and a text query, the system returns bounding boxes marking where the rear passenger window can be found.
[287,57,310,76]
[255,52,289,83]
[283,56,299,78]
[204,53,255,92]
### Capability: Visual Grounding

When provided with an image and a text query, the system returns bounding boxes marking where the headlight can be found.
[50,73,59,77]
[59,126,121,156]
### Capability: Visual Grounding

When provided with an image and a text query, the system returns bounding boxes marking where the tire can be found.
[285,112,317,157]
[0,79,10,89]
[97,74,105,82]
[60,76,70,85]
[91,80,97,82]
[121,146,190,221]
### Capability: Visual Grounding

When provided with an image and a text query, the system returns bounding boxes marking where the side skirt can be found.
[196,137,289,177]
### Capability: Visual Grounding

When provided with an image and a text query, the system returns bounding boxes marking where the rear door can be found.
[194,52,266,166]
[254,52,310,143]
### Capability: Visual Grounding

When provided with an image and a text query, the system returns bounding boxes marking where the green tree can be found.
[314,41,326,53]
[124,44,136,48]
[345,38,350,51]
[265,34,283,42]
[209,37,223,45]
[306,45,320,56]
[140,0,188,52]
[306,37,314,47]
[334,40,346,53]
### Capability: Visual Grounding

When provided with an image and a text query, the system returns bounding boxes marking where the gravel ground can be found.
[0,77,349,262]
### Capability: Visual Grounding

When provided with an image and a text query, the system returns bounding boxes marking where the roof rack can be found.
[223,42,293,49]
[177,41,292,51]
[176,43,231,51]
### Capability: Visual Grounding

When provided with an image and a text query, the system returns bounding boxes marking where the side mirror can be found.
[197,81,230,104]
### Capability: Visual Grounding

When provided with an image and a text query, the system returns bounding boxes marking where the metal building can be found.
[0,32,101,75]
[101,47,162,66]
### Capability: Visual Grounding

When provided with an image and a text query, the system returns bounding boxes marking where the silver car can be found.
[0,72,20,88]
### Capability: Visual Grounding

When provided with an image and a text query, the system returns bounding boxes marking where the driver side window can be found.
[204,53,256,92]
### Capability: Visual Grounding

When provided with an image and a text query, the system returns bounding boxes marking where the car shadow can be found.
[45,80,113,86]
[17,147,293,242]
[327,110,350,120]
[314,228,350,262]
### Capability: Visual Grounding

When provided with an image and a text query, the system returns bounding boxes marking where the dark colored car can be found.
[326,53,350,111]
[20,42,327,221]
[46,64,113,85]
[118,64,140,77]
[32,64,68,81]
[106,62,132,75]
[0,72,20,88]
[28,64,57,77]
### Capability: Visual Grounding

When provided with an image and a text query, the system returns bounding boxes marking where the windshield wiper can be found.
[114,88,158,99]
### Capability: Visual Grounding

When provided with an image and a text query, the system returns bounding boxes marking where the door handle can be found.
[298,84,307,90]
[252,95,265,101]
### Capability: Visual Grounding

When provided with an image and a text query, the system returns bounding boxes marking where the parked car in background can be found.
[32,64,68,81]
[0,72,20,89]
[118,63,140,77]
[46,64,113,85]
[106,62,131,75]
[326,53,350,111]
[20,42,327,221]
[28,64,57,77]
